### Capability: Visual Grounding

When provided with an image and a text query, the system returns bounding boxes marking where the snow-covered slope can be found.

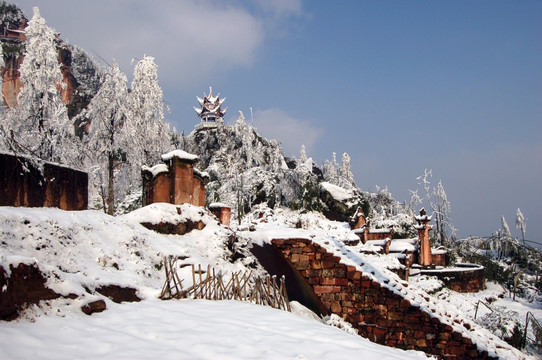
[1,205,539,358]
[0,299,431,360]
[241,206,534,360]
[0,204,252,303]
[0,205,434,359]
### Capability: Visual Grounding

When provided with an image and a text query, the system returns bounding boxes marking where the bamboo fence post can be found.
[191,264,196,298]
[213,268,217,300]
[200,265,205,299]
[272,275,278,308]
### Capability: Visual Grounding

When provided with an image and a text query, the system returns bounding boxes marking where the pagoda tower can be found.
[194,87,227,130]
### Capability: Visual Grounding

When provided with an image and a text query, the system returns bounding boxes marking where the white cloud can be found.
[251,108,324,158]
[18,1,266,85]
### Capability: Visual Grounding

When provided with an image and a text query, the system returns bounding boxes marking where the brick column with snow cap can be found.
[415,209,432,267]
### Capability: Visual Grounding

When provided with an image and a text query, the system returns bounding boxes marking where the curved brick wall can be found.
[420,264,485,293]
[271,238,498,359]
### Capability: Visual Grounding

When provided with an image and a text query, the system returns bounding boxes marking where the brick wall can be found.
[142,153,208,208]
[421,266,485,293]
[271,238,497,359]
[0,153,88,210]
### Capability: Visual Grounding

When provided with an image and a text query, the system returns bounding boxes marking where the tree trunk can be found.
[107,153,114,215]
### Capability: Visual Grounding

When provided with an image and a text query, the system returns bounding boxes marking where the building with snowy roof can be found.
[142,150,208,208]
[194,87,227,130]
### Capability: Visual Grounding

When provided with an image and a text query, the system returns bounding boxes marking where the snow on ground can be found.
[0,299,431,360]
[410,275,542,354]
[242,206,534,359]
[1,204,540,359]
[0,205,431,359]
[0,204,255,301]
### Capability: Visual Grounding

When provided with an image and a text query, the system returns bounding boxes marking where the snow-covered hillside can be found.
[180,114,418,238]
[0,205,434,359]
[1,205,540,359]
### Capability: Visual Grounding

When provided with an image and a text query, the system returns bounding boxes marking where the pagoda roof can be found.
[194,86,228,119]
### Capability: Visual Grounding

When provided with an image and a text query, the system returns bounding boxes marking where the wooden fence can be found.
[160,257,290,312]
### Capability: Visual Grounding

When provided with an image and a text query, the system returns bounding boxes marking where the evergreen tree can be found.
[339,152,355,188]
[83,61,131,214]
[322,152,338,184]
[299,144,307,163]
[129,55,171,167]
[1,7,77,166]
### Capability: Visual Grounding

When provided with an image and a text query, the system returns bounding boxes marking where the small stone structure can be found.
[142,150,208,207]
[142,151,231,226]
[351,211,393,243]
[420,264,485,293]
[209,203,231,227]
[270,238,498,359]
[0,152,88,210]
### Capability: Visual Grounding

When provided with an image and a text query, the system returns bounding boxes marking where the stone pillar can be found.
[415,209,432,267]
[209,203,231,226]
[171,157,194,205]
[142,166,171,206]
[192,170,209,207]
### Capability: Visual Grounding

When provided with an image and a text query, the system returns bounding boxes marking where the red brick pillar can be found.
[415,209,432,267]
[171,157,194,205]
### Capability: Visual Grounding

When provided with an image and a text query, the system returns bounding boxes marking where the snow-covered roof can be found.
[209,202,231,210]
[141,164,169,177]
[193,168,209,179]
[161,150,198,162]
[415,215,432,222]
[389,240,418,253]
[194,86,227,121]
[369,228,391,234]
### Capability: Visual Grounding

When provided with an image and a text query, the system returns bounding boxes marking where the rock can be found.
[81,300,106,315]
[95,285,141,303]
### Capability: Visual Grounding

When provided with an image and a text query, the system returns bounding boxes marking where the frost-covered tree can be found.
[501,216,512,238]
[434,180,453,245]
[415,169,455,245]
[515,208,526,246]
[0,43,4,100]
[83,61,131,214]
[299,144,307,163]
[129,55,171,167]
[339,152,355,188]
[1,7,78,166]
[408,189,422,212]
[322,152,339,184]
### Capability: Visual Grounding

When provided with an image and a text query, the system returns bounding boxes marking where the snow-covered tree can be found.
[339,152,355,188]
[0,43,4,99]
[129,55,171,167]
[515,208,526,246]
[1,7,78,166]
[415,169,455,245]
[408,189,422,212]
[322,152,339,184]
[299,144,307,163]
[501,216,512,238]
[83,61,131,214]
[434,180,453,245]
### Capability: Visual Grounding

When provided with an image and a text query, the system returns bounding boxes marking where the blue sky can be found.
[15,1,542,244]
